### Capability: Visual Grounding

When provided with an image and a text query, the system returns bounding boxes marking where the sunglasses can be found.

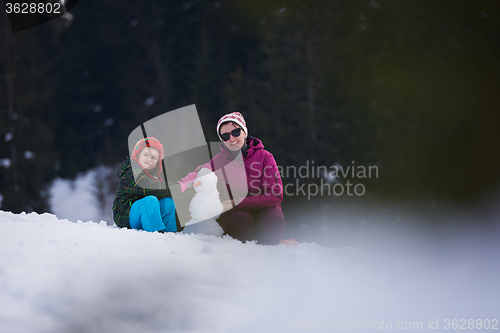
[220,128,242,141]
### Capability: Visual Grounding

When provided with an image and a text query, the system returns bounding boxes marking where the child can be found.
[112,137,177,232]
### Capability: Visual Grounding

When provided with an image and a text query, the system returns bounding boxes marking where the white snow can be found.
[49,175,101,223]
[49,166,116,225]
[1,208,499,333]
[24,150,36,159]
[144,96,156,106]
[0,158,11,168]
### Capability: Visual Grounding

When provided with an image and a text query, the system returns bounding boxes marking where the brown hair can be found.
[218,121,242,136]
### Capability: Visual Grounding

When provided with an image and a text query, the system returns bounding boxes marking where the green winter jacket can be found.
[112,156,180,228]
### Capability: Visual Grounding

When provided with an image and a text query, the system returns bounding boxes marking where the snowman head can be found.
[194,168,218,194]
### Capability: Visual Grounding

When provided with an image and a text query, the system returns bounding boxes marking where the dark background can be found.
[1,0,499,231]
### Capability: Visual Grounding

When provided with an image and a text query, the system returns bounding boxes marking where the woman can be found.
[113,137,177,232]
[180,112,286,245]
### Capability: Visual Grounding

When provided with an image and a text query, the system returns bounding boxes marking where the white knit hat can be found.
[216,112,248,141]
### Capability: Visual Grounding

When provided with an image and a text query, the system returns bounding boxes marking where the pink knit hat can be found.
[216,112,248,141]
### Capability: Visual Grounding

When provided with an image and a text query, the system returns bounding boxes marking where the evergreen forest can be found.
[1,0,499,221]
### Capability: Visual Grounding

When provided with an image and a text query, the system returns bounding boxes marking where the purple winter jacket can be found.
[180,136,283,211]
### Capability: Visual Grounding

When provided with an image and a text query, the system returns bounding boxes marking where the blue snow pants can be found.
[129,196,177,232]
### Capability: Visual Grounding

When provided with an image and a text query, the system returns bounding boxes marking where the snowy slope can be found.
[0,210,499,333]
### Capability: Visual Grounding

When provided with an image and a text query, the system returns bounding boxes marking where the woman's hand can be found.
[221,199,235,212]
[193,181,201,187]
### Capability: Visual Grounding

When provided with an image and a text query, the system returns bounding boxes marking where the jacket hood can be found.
[244,136,264,159]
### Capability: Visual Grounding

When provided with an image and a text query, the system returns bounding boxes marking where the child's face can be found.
[137,147,160,170]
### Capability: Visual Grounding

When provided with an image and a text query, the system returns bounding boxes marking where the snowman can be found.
[181,168,224,237]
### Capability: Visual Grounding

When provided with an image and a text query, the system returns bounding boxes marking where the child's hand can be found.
[193,181,201,187]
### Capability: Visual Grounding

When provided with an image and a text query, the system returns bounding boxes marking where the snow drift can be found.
[0,210,498,333]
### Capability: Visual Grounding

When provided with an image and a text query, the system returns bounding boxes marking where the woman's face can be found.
[137,147,159,170]
[220,122,246,151]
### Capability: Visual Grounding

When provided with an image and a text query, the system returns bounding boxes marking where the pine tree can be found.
[0,15,63,212]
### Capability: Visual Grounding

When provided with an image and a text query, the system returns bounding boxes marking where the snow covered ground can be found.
[1,208,499,333]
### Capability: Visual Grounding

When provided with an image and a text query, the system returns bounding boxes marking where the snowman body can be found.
[182,168,224,237]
